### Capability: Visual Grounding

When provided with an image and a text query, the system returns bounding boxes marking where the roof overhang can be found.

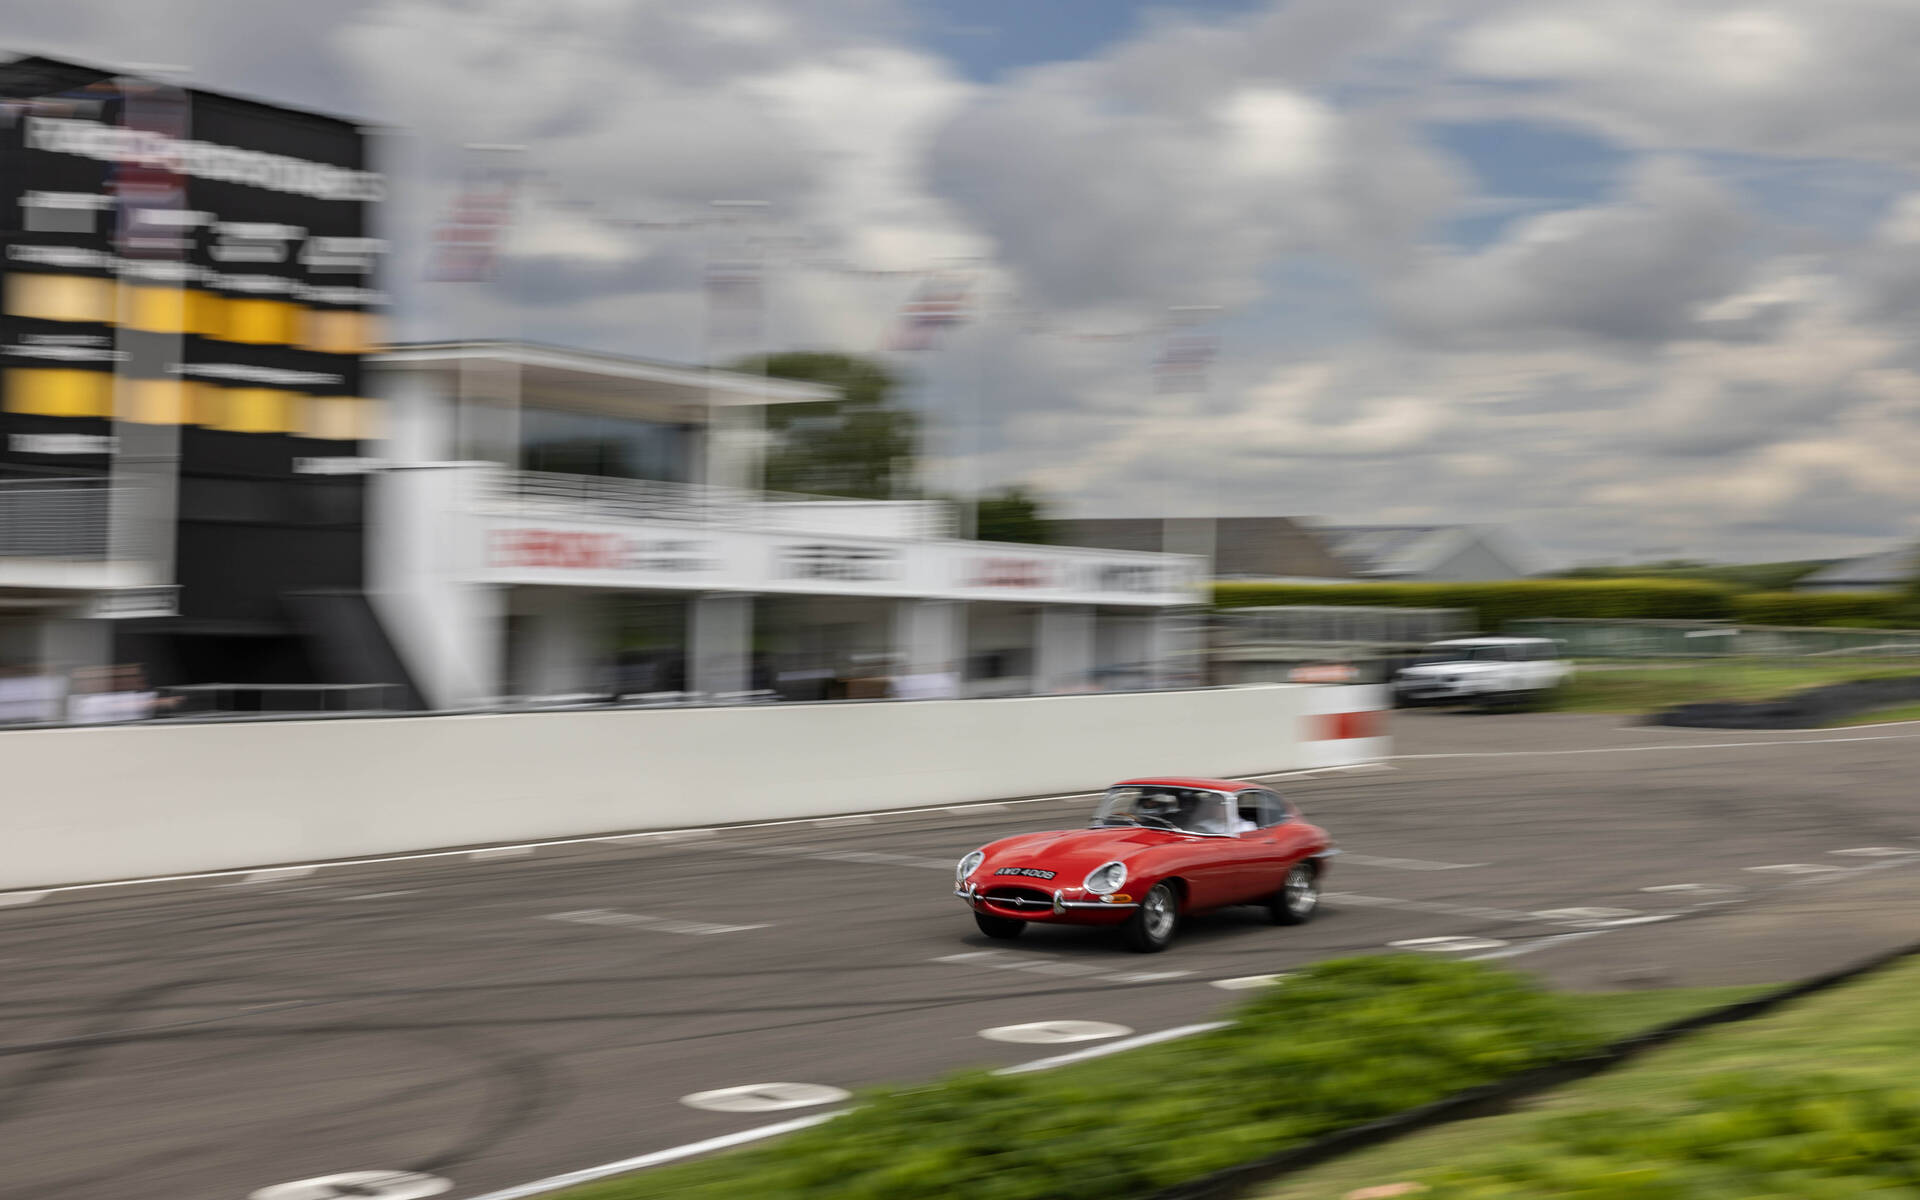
[374,341,837,410]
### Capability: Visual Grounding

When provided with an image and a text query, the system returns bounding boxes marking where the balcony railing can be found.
[0,477,114,559]
[474,470,957,540]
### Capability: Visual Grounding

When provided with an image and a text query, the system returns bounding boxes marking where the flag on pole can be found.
[423,168,519,283]
[887,273,973,351]
[1153,332,1217,393]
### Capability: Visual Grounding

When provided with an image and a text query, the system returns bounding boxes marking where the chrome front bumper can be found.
[955,885,1140,913]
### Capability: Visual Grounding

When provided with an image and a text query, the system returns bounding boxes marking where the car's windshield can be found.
[1419,644,1512,662]
[1093,787,1231,834]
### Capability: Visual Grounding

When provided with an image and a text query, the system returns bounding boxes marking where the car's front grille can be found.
[982,885,1053,910]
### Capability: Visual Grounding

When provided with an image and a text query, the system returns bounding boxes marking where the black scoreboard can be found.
[0,56,398,690]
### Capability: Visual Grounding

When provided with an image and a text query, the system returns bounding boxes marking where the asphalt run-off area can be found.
[3,711,1919,1200]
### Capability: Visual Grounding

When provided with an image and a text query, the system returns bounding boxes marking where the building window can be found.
[519,407,691,483]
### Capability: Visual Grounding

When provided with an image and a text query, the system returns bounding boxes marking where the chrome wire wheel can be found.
[1272,862,1319,926]
[1142,887,1175,940]
[1123,882,1179,952]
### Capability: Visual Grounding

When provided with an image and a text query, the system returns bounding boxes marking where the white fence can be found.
[0,685,1387,890]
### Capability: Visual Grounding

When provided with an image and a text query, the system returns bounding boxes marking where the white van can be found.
[1392,637,1571,709]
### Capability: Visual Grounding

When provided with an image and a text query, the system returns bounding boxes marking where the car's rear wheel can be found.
[974,912,1026,940]
[1270,861,1320,925]
[1122,882,1179,953]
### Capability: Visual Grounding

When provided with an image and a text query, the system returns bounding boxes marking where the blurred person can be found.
[0,662,65,724]
[69,664,163,724]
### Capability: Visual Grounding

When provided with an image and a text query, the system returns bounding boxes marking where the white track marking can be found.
[1464,931,1608,961]
[226,866,317,886]
[469,846,533,860]
[1393,730,1920,760]
[1531,906,1638,922]
[953,804,1006,814]
[250,1171,451,1200]
[933,949,1190,985]
[1340,854,1485,871]
[1325,892,1542,924]
[981,1020,1131,1045]
[813,815,872,827]
[0,891,48,907]
[1389,936,1509,953]
[1746,863,1849,876]
[992,1022,1229,1075]
[681,1082,851,1113]
[546,909,768,937]
[460,1113,844,1200]
[1641,883,1740,894]
[1830,846,1920,857]
[335,890,420,902]
[1210,974,1290,991]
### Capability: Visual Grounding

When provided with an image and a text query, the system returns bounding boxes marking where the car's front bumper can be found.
[956,884,1140,924]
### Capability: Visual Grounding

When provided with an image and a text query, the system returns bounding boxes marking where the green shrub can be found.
[1729,590,1904,628]
[1211,580,1737,629]
[558,957,1602,1200]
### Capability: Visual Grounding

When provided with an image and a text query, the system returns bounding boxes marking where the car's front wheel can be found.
[974,912,1026,940]
[1269,861,1320,925]
[1122,882,1179,953]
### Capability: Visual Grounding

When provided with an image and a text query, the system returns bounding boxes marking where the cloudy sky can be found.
[14,0,1920,567]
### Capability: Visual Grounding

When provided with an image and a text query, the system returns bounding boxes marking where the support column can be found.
[690,593,753,699]
[893,599,963,698]
[1035,604,1095,694]
[1149,608,1203,689]
[516,588,610,698]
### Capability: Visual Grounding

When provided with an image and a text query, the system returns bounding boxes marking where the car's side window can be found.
[1234,791,1262,830]
[1254,789,1289,827]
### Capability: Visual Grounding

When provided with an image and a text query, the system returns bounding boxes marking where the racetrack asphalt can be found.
[2,710,1918,1200]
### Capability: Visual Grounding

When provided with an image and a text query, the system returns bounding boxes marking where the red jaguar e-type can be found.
[953,777,1336,953]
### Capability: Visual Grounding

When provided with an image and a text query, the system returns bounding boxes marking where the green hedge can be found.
[559,957,1601,1200]
[1729,590,1904,628]
[1212,580,1738,629]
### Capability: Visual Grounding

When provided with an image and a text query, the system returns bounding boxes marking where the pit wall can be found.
[0,684,1388,891]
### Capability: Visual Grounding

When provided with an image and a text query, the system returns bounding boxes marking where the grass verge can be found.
[552,960,1767,1200]
[1258,955,1920,1200]
[1549,659,1916,713]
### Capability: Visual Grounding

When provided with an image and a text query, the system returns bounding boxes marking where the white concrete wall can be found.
[0,684,1382,890]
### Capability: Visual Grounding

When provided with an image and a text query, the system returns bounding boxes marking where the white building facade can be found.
[371,342,1205,710]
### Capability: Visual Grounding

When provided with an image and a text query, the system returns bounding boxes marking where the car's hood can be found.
[1399,661,1504,678]
[976,826,1188,881]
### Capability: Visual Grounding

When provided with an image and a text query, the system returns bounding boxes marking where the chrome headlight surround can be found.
[956,850,986,889]
[1083,860,1127,895]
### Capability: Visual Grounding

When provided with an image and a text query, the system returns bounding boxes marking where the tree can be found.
[974,485,1053,544]
[735,352,918,500]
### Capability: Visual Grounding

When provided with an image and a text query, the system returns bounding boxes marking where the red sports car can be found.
[953,777,1337,953]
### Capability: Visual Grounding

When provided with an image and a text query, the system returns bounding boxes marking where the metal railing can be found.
[1214,605,1473,646]
[0,477,114,559]
[475,470,956,540]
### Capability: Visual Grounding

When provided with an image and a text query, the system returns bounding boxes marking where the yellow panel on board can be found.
[4,368,113,417]
[224,298,300,345]
[216,388,299,433]
[120,378,194,424]
[6,274,114,323]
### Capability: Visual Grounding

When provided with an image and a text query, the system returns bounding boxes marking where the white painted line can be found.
[1389,936,1509,953]
[1830,847,1920,857]
[1392,729,1920,761]
[469,846,534,860]
[813,815,872,827]
[981,1020,1131,1045]
[230,866,318,885]
[1325,892,1542,924]
[335,890,421,902]
[0,891,48,907]
[992,1021,1230,1075]
[546,909,769,936]
[1210,973,1290,991]
[932,950,1188,985]
[1746,864,1849,876]
[1341,854,1485,872]
[1464,930,1608,961]
[951,804,1006,814]
[1101,969,1193,984]
[459,1112,844,1200]
[251,1170,451,1200]
[1583,913,1678,927]
[1531,907,1638,922]
[681,1082,851,1113]
[607,828,717,843]
[1641,883,1739,894]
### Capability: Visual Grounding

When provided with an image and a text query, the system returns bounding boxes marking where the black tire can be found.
[974,912,1026,940]
[1122,882,1179,953]
[1269,860,1320,925]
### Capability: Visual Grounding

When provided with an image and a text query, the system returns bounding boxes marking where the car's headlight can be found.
[1083,861,1127,894]
[956,850,985,888]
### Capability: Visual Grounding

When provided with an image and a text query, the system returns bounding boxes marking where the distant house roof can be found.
[1318,525,1482,578]
[1050,517,1356,579]
[1796,547,1918,590]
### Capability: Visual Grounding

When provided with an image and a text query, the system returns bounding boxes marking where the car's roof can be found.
[1112,776,1255,792]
